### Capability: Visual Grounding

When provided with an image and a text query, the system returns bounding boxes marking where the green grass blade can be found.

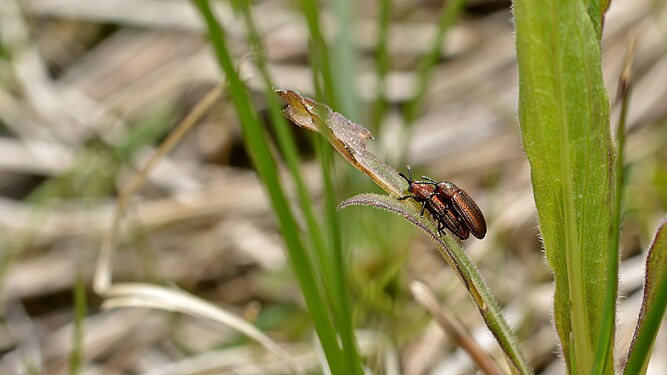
[294,3,364,372]
[298,0,336,105]
[624,217,667,375]
[318,139,364,375]
[192,1,346,371]
[240,1,362,374]
[310,3,363,365]
[593,34,636,374]
[371,0,392,130]
[582,0,611,39]
[235,0,332,286]
[513,0,613,373]
[330,0,361,121]
[69,271,86,375]
[234,3,363,372]
[403,0,465,124]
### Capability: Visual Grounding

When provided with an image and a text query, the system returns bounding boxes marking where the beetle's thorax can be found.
[437,181,458,197]
[409,182,434,201]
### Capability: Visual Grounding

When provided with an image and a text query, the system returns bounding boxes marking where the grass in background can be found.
[402,0,465,125]
[69,271,86,375]
[194,0,490,372]
[194,1,363,372]
[2,0,666,373]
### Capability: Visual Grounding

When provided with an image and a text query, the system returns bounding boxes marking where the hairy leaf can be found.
[514,0,613,372]
[624,217,667,375]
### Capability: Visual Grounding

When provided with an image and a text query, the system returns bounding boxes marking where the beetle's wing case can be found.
[452,189,486,239]
[426,195,470,240]
[436,182,487,239]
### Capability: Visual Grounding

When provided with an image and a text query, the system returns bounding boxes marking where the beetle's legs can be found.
[420,201,429,216]
[437,220,446,236]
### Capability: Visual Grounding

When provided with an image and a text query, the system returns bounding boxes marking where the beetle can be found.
[430,198,470,240]
[398,166,470,240]
[419,176,487,239]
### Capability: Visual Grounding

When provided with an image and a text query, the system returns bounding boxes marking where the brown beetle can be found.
[398,166,470,240]
[432,200,470,240]
[420,177,487,239]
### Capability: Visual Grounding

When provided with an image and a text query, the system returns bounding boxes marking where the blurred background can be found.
[0,0,666,374]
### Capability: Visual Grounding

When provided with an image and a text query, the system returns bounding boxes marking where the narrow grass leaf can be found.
[310,4,364,364]
[404,0,465,124]
[514,0,613,372]
[69,271,86,375]
[330,0,360,122]
[594,33,636,374]
[371,0,392,130]
[234,3,364,372]
[624,217,667,375]
[318,137,364,375]
[298,0,336,105]
[193,2,346,372]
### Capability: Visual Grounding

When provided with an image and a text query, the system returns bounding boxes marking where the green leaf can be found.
[513,0,613,373]
[624,217,667,375]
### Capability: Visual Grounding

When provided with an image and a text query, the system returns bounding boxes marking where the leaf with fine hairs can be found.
[624,217,667,375]
[514,0,613,372]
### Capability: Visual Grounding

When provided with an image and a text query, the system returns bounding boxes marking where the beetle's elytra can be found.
[398,166,486,240]
[420,178,487,239]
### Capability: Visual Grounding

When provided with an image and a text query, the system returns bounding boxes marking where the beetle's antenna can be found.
[420,176,437,183]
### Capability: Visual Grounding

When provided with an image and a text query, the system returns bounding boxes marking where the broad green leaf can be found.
[513,0,613,373]
[624,217,667,375]
[582,0,611,39]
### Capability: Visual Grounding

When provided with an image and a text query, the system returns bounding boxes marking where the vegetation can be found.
[0,0,665,373]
